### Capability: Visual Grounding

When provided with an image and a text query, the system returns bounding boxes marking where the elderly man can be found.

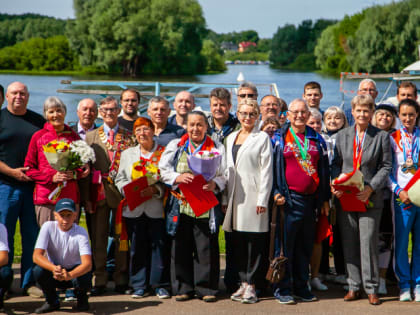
[148,96,185,146]
[72,98,98,140]
[0,84,4,108]
[168,91,195,129]
[272,99,330,304]
[259,95,281,128]
[82,96,135,296]
[0,82,45,297]
[237,82,258,105]
[302,82,323,114]
[346,79,378,125]
[118,89,141,131]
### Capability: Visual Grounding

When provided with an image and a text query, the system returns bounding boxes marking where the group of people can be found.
[0,78,419,313]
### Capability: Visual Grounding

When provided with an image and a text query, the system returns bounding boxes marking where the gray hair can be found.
[187,110,209,128]
[148,96,169,108]
[358,79,377,91]
[238,81,258,96]
[288,98,309,111]
[43,96,67,118]
[351,94,375,110]
[323,106,348,128]
[308,107,322,121]
[77,98,97,111]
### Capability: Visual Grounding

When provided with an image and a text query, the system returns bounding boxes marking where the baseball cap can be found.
[55,198,76,213]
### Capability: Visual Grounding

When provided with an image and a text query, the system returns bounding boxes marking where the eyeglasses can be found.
[261,102,279,107]
[238,111,257,119]
[288,110,309,116]
[100,107,119,113]
[135,127,152,134]
[360,89,377,93]
[279,111,287,116]
[238,93,256,99]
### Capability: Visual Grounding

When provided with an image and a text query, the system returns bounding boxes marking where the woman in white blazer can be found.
[114,117,169,299]
[222,99,273,304]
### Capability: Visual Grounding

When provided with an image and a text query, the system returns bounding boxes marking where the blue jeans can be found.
[393,198,420,289]
[33,265,92,304]
[273,191,316,296]
[0,183,39,288]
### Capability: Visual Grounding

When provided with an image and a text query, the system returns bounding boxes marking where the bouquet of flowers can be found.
[42,140,96,200]
[131,157,161,185]
[187,149,222,181]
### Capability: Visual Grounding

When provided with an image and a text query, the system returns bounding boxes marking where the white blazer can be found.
[222,129,273,233]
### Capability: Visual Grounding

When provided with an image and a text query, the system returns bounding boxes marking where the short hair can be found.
[0,84,4,100]
[372,109,397,129]
[304,81,322,93]
[358,78,377,91]
[175,91,195,103]
[238,81,258,96]
[148,96,169,108]
[288,98,309,111]
[351,94,375,110]
[133,117,155,134]
[100,96,118,107]
[120,89,141,102]
[399,98,420,113]
[77,98,97,111]
[261,117,280,130]
[187,110,209,128]
[237,98,260,115]
[43,96,67,118]
[323,106,348,128]
[278,98,287,112]
[397,81,417,97]
[209,87,231,104]
[260,94,280,106]
[308,107,322,121]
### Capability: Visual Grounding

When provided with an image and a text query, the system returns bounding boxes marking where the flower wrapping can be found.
[187,149,222,181]
[332,169,364,192]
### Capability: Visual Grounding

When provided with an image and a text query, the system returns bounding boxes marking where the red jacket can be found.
[25,123,81,205]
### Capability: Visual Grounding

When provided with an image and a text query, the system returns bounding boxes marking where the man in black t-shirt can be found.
[118,89,140,132]
[0,82,45,296]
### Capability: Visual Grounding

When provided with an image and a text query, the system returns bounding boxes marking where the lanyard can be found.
[185,136,206,155]
[401,127,419,163]
[353,127,366,170]
[289,127,309,161]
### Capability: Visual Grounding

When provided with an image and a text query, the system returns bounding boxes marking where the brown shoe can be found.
[175,294,191,301]
[368,294,381,305]
[344,290,361,301]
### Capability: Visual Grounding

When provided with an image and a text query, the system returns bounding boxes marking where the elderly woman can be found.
[331,94,392,305]
[114,117,169,299]
[24,97,87,227]
[223,99,273,304]
[159,111,226,303]
[372,103,398,132]
[389,99,420,302]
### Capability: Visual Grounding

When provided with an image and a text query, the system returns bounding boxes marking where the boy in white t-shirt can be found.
[0,223,13,311]
[32,198,92,314]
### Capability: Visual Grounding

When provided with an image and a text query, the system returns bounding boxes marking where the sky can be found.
[1,0,397,38]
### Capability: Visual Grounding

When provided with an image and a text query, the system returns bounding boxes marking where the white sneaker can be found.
[399,289,412,302]
[415,285,420,302]
[310,277,328,291]
[231,283,246,302]
[378,278,387,295]
[241,285,258,304]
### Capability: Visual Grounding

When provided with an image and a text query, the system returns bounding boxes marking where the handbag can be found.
[265,203,288,283]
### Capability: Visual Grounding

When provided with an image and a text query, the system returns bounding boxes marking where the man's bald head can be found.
[6,82,29,115]
[77,98,98,130]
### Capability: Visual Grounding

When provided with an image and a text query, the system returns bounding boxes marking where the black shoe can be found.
[90,286,106,296]
[35,302,60,314]
[115,285,132,295]
[73,299,90,312]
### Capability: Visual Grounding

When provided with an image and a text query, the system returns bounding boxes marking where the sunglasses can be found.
[238,93,256,98]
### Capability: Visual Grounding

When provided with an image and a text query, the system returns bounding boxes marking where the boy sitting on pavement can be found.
[32,198,92,313]
[0,223,13,312]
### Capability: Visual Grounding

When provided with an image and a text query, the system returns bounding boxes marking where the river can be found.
[0,65,399,123]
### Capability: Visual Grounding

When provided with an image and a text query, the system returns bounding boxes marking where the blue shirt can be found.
[154,122,185,146]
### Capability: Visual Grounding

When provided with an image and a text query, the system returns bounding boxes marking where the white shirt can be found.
[0,223,9,252]
[35,221,91,269]
[77,122,95,140]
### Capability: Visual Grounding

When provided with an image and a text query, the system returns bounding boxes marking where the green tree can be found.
[201,40,226,72]
[67,0,207,75]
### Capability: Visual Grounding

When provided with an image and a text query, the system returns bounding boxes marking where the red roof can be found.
[239,41,257,48]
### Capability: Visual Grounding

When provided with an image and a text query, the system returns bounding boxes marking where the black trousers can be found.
[232,230,268,285]
[171,214,219,297]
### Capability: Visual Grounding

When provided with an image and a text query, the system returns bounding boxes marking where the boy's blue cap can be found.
[55,198,76,213]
